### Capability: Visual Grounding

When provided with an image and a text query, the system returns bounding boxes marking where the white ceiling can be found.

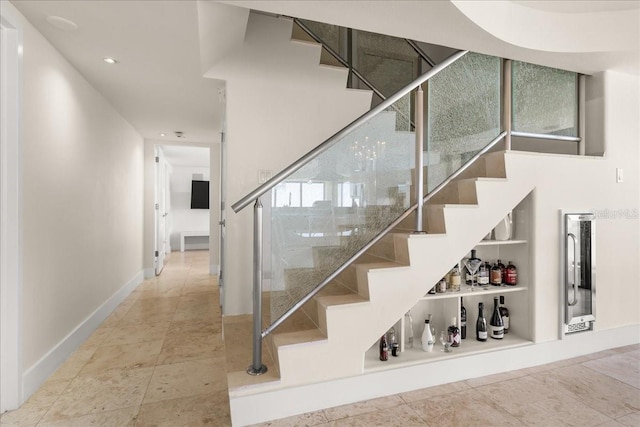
[11,0,225,144]
[162,145,210,168]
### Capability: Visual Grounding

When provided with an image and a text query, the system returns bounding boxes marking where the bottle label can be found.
[490,325,504,339]
[478,331,487,339]
[503,316,510,331]
[506,270,517,285]
[491,270,501,284]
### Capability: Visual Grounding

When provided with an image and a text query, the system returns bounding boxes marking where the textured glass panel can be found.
[512,61,578,136]
[427,53,501,191]
[268,94,415,323]
[298,20,344,58]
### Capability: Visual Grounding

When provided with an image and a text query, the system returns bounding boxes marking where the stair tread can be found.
[272,328,327,348]
[427,203,479,209]
[316,293,368,308]
[456,177,507,183]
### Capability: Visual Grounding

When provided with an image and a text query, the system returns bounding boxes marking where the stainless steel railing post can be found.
[247,198,267,376]
[414,85,426,233]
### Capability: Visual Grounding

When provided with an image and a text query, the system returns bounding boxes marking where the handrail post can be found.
[247,198,267,376]
[414,85,426,233]
[503,59,512,150]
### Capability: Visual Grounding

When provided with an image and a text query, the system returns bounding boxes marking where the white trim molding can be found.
[21,271,143,400]
[0,2,23,412]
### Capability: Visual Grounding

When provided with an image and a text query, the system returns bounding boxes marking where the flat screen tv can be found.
[191,180,210,209]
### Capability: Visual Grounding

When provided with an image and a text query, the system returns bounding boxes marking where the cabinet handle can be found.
[567,233,579,306]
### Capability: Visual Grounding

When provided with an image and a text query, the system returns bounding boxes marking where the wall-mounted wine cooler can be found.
[563,212,596,334]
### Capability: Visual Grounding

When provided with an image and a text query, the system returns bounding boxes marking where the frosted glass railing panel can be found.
[427,53,501,191]
[268,94,414,322]
[512,61,578,137]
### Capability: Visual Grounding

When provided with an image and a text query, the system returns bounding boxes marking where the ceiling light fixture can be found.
[103,57,118,64]
[159,133,166,137]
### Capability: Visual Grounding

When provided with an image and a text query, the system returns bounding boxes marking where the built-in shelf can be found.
[420,284,527,301]
[365,333,533,372]
[475,239,527,246]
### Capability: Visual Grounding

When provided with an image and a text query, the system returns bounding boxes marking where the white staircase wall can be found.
[203,12,373,315]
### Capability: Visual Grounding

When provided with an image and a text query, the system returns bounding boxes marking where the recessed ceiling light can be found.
[46,16,78,32]
[159,133,166,137]
[103,57,118,64]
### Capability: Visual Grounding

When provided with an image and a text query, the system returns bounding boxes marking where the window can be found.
[273,181,325,207]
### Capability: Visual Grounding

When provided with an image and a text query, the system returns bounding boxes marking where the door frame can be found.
[1,5,23,412]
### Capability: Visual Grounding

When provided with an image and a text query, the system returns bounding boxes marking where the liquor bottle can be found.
[465,249,481,284]
[505,261,518,286]
[499,296,510,334]
[386,327,397,349]
[460,298,467,339]
[497,259,506,284]
[489,297,504,339]
[436,278,447,293]
[421,319,434,352]
[450,264,461,292]
[476,302,487,342]
[448,316,460,347]
[379,334,388,361]
[404,311,414,349]
[478,261,490,286]
[490,261,502,286]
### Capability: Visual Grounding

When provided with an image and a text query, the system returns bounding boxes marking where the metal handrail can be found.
[511,131,581,142]
[231,49,468,213]
[261,130,507,338]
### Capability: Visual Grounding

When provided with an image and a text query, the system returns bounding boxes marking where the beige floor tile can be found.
[136,284,184,300]
[408,389,521,426]
[47,348,96,382]
[398,380,470,403]
[37,406,139,427]
[464,369,528,388]
[41,367,153,421]
[135,390,230,426]
[250,410,327,427]
[118,298,180,326]
[78,328,115,352]
[533,365,640,419]
[330,404,426,427]
[79,340,164,375]
[323,395,405,421]
[594,420,625,427]
[583,352,640,389]
[0,401,48,426]
[167,317,221,336]
[506,395,610,427]
[156,332,225,365]
[22,380,70,409]
[143,357,228,404]
[101,322,170,347]
[615,411,640,427]
[476,375,568,414]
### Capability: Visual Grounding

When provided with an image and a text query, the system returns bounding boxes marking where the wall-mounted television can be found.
[191,180,210,209]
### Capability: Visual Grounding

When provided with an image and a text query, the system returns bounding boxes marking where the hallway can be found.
[1,251,639,426]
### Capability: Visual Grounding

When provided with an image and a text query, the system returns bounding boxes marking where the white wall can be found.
[169,166,210,250]
[14,4,144,400]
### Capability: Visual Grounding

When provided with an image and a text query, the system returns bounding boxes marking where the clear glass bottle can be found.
[403,311,414,349]
[450,264,461,292]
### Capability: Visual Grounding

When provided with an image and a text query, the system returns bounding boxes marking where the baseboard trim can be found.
[21,270,144,400]
[210,264,219,276]
[144,267,155,279]
[230,324,640,426]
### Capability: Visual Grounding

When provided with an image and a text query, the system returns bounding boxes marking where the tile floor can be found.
[2,251,639,426]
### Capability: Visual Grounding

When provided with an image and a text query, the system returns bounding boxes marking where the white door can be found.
[154,147,168,275]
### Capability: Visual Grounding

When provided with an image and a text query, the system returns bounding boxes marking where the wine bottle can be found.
[478,261,490,286]
[379,334,388,361]
[490,261,502,286]
[476,302,487,342]
[506,261,518,286]
[404,311,414,349]
[460,298,467,339]
[499,296,510,334]
[497,259,506,284]
[448,316,460,347]
[465,249,481,284]
[450,264,461,292]
[421,319,434,352]
[489,297,504,339]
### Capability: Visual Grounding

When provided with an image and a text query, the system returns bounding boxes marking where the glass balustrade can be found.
[267,93,415,322]
[426,52,502,191]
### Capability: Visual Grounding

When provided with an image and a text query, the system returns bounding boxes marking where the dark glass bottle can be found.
[489,297,504,339]
[476,302,487,342]
[490,262,502,286]
[379,334,388,361]
[497,259,506,284]
[506,261,518,286]
[460,298,467,339]
[448,317,460,347]
[499,296,510,334]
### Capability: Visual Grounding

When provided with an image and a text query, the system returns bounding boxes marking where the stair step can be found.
[273,328,327,348]
[316,294,369,335]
